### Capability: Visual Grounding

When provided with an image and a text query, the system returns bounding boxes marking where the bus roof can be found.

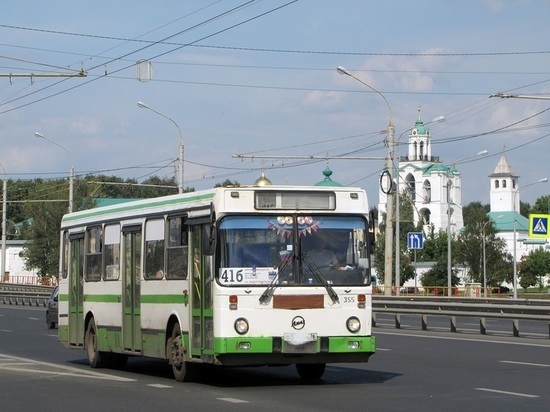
[61,185,368,229]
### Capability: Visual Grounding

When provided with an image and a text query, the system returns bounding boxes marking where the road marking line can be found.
[475,388,539,398]
[501,360,550,367]
[0,366,133,381]
[148,384,173,388]
[217,398,249,404]
[0,353,135,382]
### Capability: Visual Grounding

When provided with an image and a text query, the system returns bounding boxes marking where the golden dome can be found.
[254,170,272,186]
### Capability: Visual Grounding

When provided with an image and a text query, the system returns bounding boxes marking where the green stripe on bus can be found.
[141,294,188,304]
[214,337,274,354]
[68,294,188,304]
[83,294,122,303]
[214,336,376,354]
[328,336,376,353]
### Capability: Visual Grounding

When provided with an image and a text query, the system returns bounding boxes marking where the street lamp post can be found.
[137,101,184,194]
[34,132,74,213]
[394,116,444,294]
[481,219,495,298]
[0,163,6,282]
[446,150,488,296]
[337,66,395,295]
[512,177,548,299]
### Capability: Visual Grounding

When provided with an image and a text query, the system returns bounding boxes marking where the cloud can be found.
[303,90,342,109]
[483,0,505,13]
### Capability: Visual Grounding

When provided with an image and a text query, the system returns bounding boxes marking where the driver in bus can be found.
[308,237,338,270]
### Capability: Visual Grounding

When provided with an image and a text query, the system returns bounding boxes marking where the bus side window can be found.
[145,240,165,279]
[166,217,188,280]
[145,219,165,280]
[85,226,102,282]
[103,224,121,281]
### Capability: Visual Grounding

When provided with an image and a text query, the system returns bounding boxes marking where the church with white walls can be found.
[487,155,547,261]
[378,111,464,235]
[377,109,546,279]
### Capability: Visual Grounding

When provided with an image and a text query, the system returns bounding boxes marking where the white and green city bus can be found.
[58,184,376,381]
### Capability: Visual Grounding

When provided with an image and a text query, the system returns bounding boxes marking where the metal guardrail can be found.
[373,296,550,338]
[0,283,54,307]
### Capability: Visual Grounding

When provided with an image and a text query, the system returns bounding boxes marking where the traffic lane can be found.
[2,306,550,411]
[375,329,550,410]
[7,332,548,412]
[0,306,83,364]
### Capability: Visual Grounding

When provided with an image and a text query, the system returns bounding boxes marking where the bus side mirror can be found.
[202,224,216,256]
[368,210,376,253]
[367,231,375,254]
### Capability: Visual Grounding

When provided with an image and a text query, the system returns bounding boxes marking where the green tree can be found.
[421,261,459,289]
[373,194,418,287]
[417,227,450,263]
[520,200,531,218]
[457,203,512,286]
[531,195,550,214]
[215,179,241,187]
[20,180,67,277]
[518,248,550,290]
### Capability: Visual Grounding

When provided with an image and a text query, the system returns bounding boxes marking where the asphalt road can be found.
[1,306,549,412]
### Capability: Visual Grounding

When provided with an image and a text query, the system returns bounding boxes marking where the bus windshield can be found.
[218,214,370,287]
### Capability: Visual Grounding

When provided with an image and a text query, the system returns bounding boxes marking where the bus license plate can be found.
[284,332,318,344]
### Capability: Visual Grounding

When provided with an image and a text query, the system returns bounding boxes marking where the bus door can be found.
[68,233,84,346]
[122,225,142,353]
[189,224,214,360]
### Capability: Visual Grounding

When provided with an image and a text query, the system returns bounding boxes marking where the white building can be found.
[487,155,548,261]
[1,240,37,282]
[378,111,464,235]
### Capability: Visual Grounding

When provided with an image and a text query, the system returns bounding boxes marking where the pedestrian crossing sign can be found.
[529,214,550,238]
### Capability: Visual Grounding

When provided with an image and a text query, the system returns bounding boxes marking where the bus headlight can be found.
[346,316,361,333]
[234,318,249,335]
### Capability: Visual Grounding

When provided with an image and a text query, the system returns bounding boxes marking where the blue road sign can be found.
[407,232,424,249]
[529,214,550,238]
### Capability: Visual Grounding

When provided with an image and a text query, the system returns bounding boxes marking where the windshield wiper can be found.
[302,253,339,304]
[259,252,294,305]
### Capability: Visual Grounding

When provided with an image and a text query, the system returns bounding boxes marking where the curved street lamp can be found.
[137,101,184,194]
[34,132,74,213]
[337,66,395,295]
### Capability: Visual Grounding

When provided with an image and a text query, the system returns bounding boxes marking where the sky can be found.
[1,0,550,209]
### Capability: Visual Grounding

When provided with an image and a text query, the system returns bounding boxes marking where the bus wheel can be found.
[168,323,193,382]
[296,363,326,381]
[85,318,105,368]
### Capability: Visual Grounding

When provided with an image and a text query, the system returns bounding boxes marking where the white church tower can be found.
[378,109,464,234]
[487,155,543,263]
[489,155,519,212]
